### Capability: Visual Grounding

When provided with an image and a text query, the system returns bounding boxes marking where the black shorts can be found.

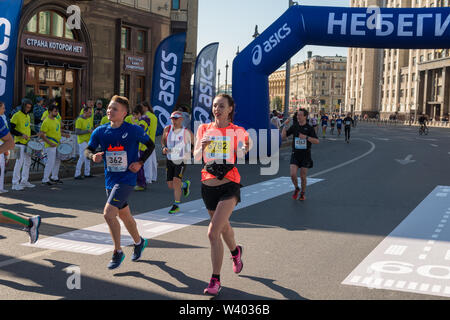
[166,159,186,181]
[290,152,313,169]
[106,184,134,209]
[201,182,241,211]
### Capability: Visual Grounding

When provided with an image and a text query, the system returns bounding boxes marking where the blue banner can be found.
[151,32,186,136]
[191,42,219,131]
[232,5,450,154]
[0,0,23,116]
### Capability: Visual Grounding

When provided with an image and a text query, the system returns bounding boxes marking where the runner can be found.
[74,105,94,180]
[0,109,41,243]
[84,95,155,270]
[336,116,343,136]
[281,108,319,201]
[343,113,354,143]
[310,114,318,136]
[330,116,336,135]
[194,94,251,296]
[320,113,329,138]
[161,111,193,214]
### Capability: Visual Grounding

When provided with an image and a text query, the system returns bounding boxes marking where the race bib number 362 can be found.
[205,136,231,160]
[106,151,128,172]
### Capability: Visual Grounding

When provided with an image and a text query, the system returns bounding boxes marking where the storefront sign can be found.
[21,34,87,57]
[124,55,145,72]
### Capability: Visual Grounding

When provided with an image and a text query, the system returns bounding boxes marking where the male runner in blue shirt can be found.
[85,95,155,269]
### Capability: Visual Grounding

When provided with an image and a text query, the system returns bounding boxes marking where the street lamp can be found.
[217,69,221,94]
[252,25,260,39]
[225,60,229,94]
[284,0,295,120]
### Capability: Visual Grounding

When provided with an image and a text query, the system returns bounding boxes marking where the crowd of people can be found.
[1,92,366,296]
[0,93,249,296]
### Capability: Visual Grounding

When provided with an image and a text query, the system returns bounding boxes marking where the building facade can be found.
[347,0,450,120]
[290,52,347,114]
[268,68,286,110]
[269,53,346,114]
[15,0,197,121]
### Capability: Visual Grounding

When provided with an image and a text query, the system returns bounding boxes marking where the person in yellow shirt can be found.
[39,104,70,185]
[124,113,139,125]
[74,106,94,179]
[41,109,62,123]
[100,114,110,126]
[10,98,35,190]
[141,101,157,184]
[132,105,151,191]
[80,100,95,128]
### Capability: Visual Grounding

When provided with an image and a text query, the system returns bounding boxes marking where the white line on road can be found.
[309,138,376,178]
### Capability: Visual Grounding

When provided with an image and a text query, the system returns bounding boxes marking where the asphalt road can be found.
[0,122,449,300]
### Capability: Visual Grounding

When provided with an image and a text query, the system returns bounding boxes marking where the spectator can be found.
[93,99,105,127]
[33,97,46,132]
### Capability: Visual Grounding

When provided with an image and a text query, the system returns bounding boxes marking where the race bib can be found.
[106,150,128,172]
[170,145,184,160]
[205,136,231,160]
[294,137,307,150]
[345,121,351,125]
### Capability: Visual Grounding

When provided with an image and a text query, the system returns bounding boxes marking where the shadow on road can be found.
[0,255,172,299]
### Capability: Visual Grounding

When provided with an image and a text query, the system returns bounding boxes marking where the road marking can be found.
[395,155,416,165]
[22,177,324,256]
[384,245,407,256]
[342,185,450,298]
[309,138,376,178]
[430,144,438,147]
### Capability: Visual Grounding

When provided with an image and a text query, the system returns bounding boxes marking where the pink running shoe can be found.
[204,277,221,295]
[231,245,244,274]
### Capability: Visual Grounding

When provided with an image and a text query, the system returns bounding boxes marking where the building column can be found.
[422,70,430,117]
[442,67,449,119]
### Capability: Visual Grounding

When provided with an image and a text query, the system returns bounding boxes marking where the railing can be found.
[359,118,450,128]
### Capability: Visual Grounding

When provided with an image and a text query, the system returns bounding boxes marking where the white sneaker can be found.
[26,215,41,244]
[20,182,36,188]
[12,184,25,191]
[0,189,8,194]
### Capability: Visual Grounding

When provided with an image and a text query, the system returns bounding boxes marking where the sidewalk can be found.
[3,136,167,184]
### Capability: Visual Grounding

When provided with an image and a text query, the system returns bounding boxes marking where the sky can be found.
[197,0,351,84]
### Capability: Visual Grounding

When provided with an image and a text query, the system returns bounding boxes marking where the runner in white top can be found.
[161,111,194,214]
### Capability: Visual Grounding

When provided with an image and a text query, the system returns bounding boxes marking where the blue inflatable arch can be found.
[232,5,450,134]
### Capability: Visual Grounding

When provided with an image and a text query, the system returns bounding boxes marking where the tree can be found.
[270,96,283,112]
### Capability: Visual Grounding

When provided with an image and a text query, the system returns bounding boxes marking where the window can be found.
[413,57,417,65]
[137,31,146,53]
[38,11,51,35]
[26,11,75,39]
[121,27,131,50]
[172,0,180,10]
[52,12,64,38]
[120,74,130,97]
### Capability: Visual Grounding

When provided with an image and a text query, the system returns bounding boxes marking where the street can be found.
[0,122,450,300]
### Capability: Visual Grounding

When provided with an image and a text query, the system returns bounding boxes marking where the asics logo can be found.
[251,23,291,67]
[122,133,128,139]
[252,45,263,66]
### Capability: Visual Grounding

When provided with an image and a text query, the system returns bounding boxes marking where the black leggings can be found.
[345,126,351,140]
